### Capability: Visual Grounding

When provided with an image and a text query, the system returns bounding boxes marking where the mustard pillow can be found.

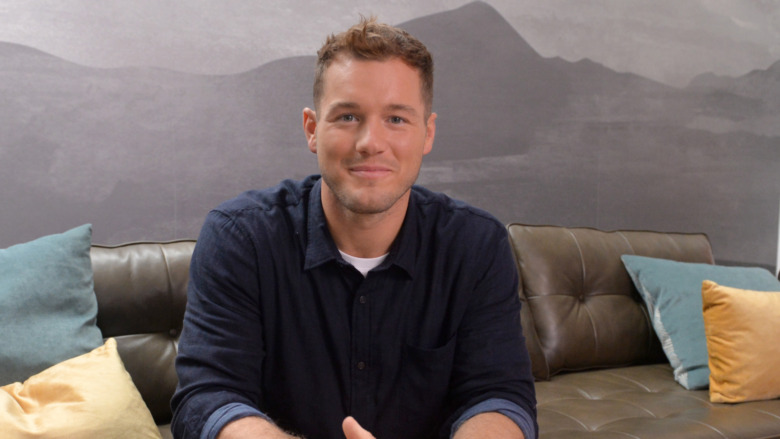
[0,338,162,439]
[702,280,780,403]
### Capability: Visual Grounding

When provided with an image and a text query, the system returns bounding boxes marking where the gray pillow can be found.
[0,224,104,385]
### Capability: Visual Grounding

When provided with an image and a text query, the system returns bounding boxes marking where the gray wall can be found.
[1,1,778,271]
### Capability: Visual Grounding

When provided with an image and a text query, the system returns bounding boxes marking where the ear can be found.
[303,108,318,153]
[423,112,437,156]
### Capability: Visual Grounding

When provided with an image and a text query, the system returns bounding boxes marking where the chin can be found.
[341,191,404,215]
[345,200,395,215]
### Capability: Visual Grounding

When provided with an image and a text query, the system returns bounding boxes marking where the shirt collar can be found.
[303,179,341,271]
[383,193,417,278]
[303,178,417,278]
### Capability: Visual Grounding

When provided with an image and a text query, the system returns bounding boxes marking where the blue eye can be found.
[389,116,405,124]
[340,114,356,122]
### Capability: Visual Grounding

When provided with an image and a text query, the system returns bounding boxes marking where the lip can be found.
[349,165,392,179]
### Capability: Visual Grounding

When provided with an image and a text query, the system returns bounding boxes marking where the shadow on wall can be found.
[0,2,778,268]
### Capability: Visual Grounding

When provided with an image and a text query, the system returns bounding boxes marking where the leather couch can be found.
[508,224,780,439]
[89,225,780,439]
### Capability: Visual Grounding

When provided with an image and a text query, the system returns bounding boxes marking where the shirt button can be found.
[359,295,367,304]
[357,361,366,370]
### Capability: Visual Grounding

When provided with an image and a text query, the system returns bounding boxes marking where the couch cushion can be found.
[0,224,104,385]
[536,364,780,438]
[621,255,780,390]
[158,425,173,439]
[507,224,713,380]
[91,240,195,424]
[0,338,162,439]
[702,281,780,403]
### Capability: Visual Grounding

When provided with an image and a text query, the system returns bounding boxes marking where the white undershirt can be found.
[338,250,388,277]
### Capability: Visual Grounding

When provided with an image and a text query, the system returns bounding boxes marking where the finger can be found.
[342,416,375,439]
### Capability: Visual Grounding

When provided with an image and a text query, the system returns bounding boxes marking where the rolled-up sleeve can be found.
[200,403,272,439]
[451,398,536,439]
[171,211,266,438]
[443,227,538,437]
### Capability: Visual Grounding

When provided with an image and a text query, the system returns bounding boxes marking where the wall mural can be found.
[1,1,778,270]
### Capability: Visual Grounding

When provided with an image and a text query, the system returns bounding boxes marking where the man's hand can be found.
[342,416,376,439]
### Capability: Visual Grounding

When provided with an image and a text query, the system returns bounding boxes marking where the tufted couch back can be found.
[90,240,195,425]
[88,226,718,423]
[506,224,715,381]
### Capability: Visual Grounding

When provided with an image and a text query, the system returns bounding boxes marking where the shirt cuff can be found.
[200,402,272,439]
[451,398,536,439]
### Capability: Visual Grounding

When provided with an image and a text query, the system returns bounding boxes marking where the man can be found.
[171,17,537,439]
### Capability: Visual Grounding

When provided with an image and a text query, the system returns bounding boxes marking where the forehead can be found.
[319,56,425,109]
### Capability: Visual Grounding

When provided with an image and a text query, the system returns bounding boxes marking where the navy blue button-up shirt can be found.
[171,176,537,439]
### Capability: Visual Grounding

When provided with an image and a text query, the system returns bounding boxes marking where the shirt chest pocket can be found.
[396,336,457,431]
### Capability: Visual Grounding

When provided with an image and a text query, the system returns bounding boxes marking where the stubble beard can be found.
[321,171,419,216]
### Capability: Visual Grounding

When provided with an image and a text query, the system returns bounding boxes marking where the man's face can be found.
[303,56,436,217]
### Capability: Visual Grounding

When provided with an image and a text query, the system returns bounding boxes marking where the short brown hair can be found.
[313,17,434,116]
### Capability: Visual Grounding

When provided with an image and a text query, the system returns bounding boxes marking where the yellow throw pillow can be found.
[0,338,162,439]
[702,280,780,403]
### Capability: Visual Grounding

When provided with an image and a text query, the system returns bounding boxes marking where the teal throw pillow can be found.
[0,224,104,385]
[621,255,780,390]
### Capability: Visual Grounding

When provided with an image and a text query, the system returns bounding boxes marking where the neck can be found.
[320,186,409,258]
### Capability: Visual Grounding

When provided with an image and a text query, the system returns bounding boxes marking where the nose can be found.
[355,118,386,155]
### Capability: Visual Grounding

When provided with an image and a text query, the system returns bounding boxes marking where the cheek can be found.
[396,136,428,161]
[315,137,348,169]
[318,130,353,153]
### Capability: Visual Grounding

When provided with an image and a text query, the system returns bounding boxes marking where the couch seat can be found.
[537,364,780,439]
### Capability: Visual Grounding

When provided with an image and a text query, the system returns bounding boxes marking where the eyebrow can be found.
[386,103,419,116]
[325,101,419,117]
[327,101,359,112]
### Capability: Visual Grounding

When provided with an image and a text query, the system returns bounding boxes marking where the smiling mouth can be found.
[349,165,392,178]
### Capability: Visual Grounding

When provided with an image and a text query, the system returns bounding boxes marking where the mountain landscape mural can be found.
[1,2,778,269]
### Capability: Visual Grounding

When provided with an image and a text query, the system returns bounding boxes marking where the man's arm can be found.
[217,417,300,439]
[449,398,534,439]
[219,416,375,439]
[452,412,524,439]
[445,224,537,438]
[171,210,269,438]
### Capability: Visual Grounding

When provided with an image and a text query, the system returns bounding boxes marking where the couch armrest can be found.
[90,240,195,424]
